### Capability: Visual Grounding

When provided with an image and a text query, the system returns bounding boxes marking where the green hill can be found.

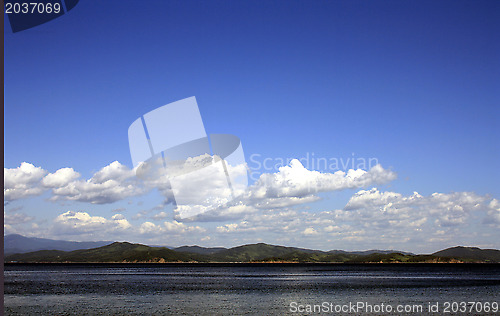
[174,245,226,255]
[209,243,326,262]
[345,252,475,263]
[5,242,205,263]
[5,242,500,263]
[259,251,359,263]
[433,246,500,263]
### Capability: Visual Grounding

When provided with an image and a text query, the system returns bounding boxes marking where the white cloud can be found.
[137,220,205,236]
[4,211,34,225]
[303,227,318,236]
[5,159,499,252]
[139,221,158,234]
[173,159,397,221]
[253,195,321,209]
[4,163,47,201]
[198,188,498,252]
[152,211,169,220]
[485,198,500,226]
[344,188,489,228]
[49,161,146,204]
[53,211,131,235]
[215,220,266,234]
[5,187,498,252]
[92,161,136,183]
[216,223,239,233]
[164,220,205,234]
[4,159,396,222]
[4,161,147,204]
[249,159,396,199]
[111,213,132,229]
[175,203,259,222]
[344,188,425,215]
[42,168,80,188]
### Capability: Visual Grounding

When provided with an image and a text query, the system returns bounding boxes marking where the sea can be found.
[4,263,500,315]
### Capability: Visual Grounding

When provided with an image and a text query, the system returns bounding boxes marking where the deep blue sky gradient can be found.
[5,0,500,200]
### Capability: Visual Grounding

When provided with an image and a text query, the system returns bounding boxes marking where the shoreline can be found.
[5,261,498,265]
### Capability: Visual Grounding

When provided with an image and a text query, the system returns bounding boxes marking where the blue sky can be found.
[4,1,500,252]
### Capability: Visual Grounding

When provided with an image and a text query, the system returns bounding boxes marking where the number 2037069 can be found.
[5,2,61,14]
[443,301,498,313]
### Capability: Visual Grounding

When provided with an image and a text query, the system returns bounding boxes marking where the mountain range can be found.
[4,234,112,255]
[3,235,500,263]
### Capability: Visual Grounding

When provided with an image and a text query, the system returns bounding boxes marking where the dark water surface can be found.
[4,263,500,315]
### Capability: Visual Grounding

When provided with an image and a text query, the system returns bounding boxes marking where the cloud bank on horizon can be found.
[4,159,499,252]
[4,1,499,254]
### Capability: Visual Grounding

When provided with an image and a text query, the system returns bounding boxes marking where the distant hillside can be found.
[5,239,499,263]
[209,243,330,262]
[346,252,478,263]
[5,242,204,263]
[5,242,338,263]
[174,245,226,255]
[4,234,112,255]
[350,250,415,256]
[433,246,500,263]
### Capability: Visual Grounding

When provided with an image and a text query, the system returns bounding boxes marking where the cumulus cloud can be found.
[176,159,396,221]
[138,220,205,236]
[253,195,321,209]
[215,220,264,234]
[250,160,396,199]
[48,161,145,204]
[6,159,498,252]
[139,221,158,235]
[216,223,239,233]
[4,161,147,204]
[201,188,498,252]
[53,211,131,235]
[6,188,497,252]
[344,188,489,228]
[164,220,205,233]
[4,159,396,223]
[4,163,47,201]
[302,227,318,236]
[42,168,80,188]
[485,198,500,226]
[174,203,259,222]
